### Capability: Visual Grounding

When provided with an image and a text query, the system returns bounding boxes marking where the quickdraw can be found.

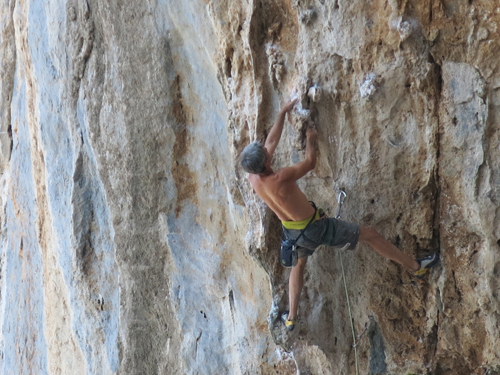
[352,316,373,348]
[335,190,346,219]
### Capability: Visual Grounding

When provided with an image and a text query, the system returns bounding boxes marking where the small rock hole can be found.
[229,290,235,312]
[496,239,500,248]
[98,297,104,310]
[493,262,500,276]
[395,235,401,247]
[370,199,375,204]
[453,117,458,125]
[225,49,234,78]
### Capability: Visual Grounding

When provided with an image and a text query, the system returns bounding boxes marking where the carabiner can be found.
[335,190,347,219]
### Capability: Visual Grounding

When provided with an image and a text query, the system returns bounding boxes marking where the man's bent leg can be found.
[289,257,308,320]
[359,226,419,272]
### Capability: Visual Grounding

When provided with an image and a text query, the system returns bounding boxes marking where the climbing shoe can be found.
[281,311,296,332]
[414,253,440,279]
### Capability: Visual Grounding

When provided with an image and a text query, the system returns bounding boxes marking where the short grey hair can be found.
[240,141,267,174]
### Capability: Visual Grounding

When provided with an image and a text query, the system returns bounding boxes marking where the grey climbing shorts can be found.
[282,217,360,259]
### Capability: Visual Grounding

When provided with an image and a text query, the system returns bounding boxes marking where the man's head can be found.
[240,141,268,174]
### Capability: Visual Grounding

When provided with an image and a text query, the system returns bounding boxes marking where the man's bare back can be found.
[249,171,315,221]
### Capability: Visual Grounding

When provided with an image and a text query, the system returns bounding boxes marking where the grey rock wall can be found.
[0,1,499,374]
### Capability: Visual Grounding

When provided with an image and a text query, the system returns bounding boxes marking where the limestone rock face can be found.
[1,1,499,374]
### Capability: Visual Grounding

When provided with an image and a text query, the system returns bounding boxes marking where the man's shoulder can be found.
[273,166,297,182]
[248,171,282,188]
[247,173,263,190]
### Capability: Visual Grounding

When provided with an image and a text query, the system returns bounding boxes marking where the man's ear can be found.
[265,156,271,168]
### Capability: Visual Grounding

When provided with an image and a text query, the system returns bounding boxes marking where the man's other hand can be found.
[281,98,298,113]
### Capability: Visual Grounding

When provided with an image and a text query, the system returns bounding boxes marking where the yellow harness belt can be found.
[281,210,322,230]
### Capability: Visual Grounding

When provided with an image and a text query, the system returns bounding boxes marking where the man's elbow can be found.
[306,157,316,171]
[310,160,316,171]
[264,138,277,151]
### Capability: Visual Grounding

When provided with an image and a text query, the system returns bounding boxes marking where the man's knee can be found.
[295,257,308,269]
[359,225,380,243]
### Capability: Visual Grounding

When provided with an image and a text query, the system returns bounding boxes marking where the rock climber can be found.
[239,99,440,331]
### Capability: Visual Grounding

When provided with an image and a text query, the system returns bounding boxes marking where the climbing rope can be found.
[336,190,359,375]
[339,248,359,375]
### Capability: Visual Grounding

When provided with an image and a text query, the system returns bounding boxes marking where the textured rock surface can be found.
[1,0,499,374]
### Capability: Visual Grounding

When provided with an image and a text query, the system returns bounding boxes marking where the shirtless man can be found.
[240,99,439,331]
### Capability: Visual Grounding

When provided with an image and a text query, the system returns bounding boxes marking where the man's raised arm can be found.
[304,127,318,170]
[264,99,297,158]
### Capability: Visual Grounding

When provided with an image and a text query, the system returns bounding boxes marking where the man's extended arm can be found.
[264,99,297,158]
[279,127,318,181]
